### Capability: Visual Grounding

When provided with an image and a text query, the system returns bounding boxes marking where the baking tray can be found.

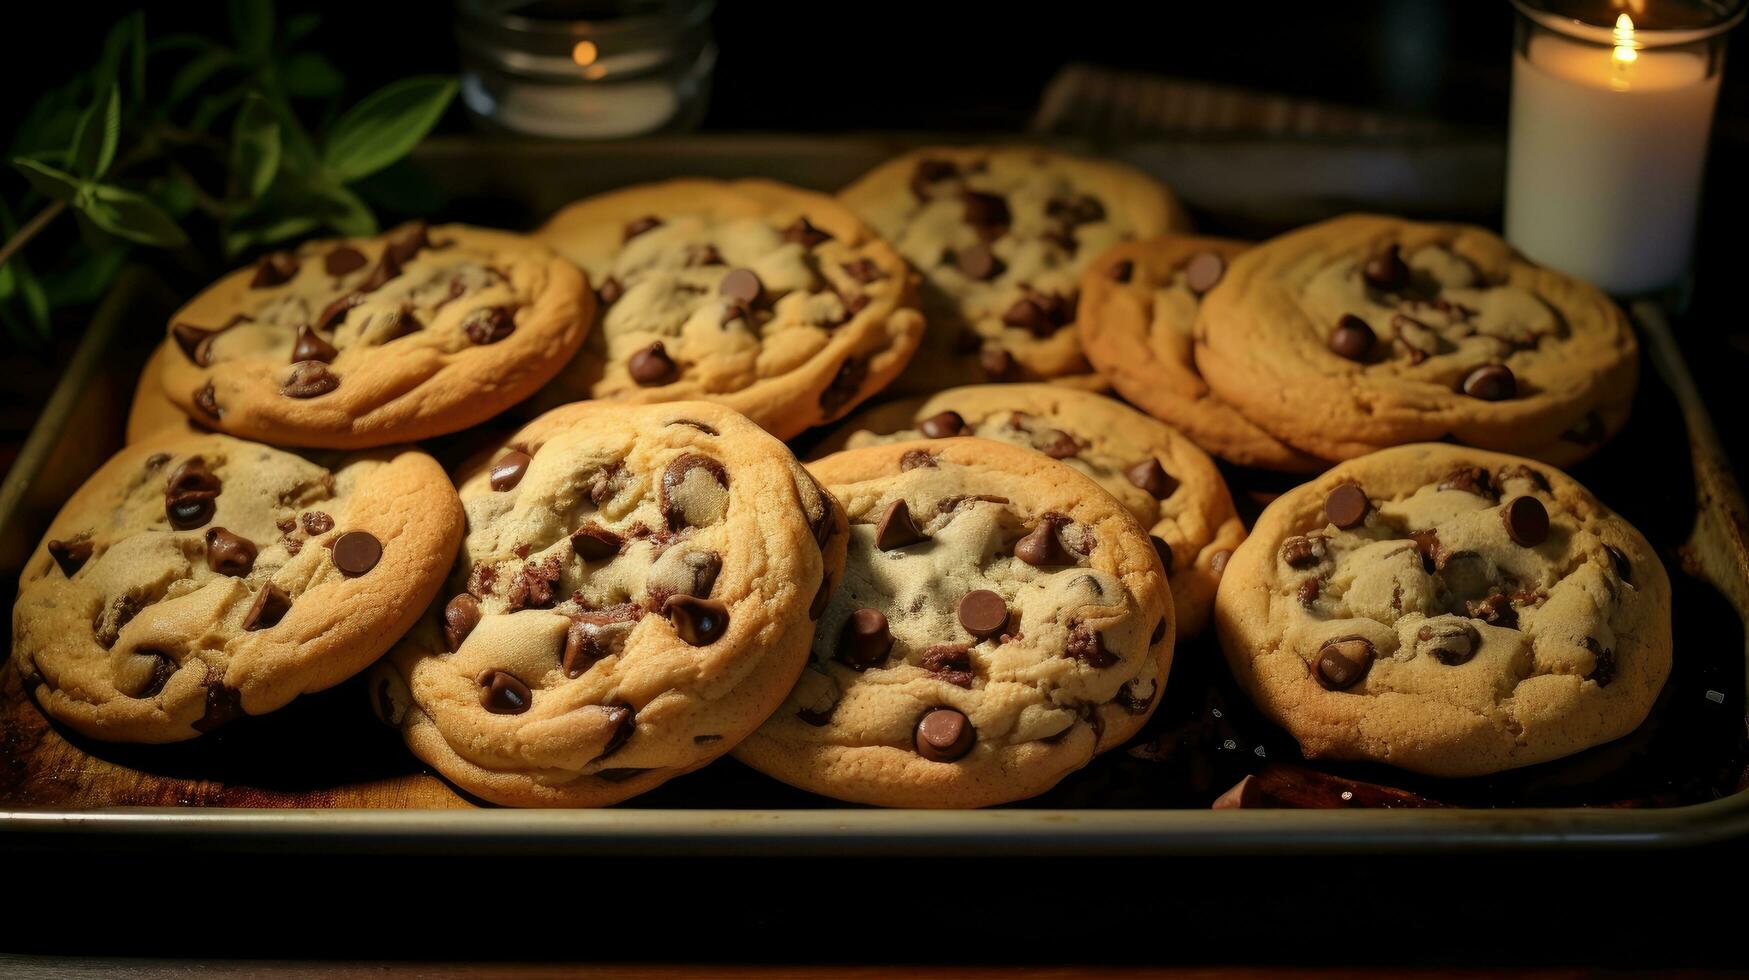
[1,135,1745,856]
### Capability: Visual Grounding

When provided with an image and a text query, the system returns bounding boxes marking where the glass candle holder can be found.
[455,0,716,140]
[1506,0,1743,297]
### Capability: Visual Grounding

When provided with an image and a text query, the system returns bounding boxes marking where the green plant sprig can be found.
[0,0,458,343]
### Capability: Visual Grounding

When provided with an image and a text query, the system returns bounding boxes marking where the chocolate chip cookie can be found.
[127,340,200,443]
[377,400,846,807]
[1077,235,1326,472]
[838,146,1190,394]
[734,438,1173,807]
[530,179,925,440]
[1195,215,1637,465]
[816,384,1244,637]
[159,222,591,448]
[12,433,462,742]
[1214,443,1670,777]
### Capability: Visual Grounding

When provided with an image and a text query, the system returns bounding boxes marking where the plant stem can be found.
[0,199,67,272]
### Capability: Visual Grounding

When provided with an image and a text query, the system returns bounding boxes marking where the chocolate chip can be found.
[332,530,381,576]
[1418,621,1481,666]
[1327,315,1375,361]
[1038,430,1079,459]
[324,247,367,276]
[359,250,403,292]
[131,650,176,699]
[956,590,1008,639]
[719,268,763,305]
[490,450,532,491]
[686,243,723,267]
[171,322,220,366]
[1150,535,1174,576]
[1497,464,1551,493]
[385,221,433,266]
[291,324,338,363]
[1438,466,1495,497]
[301,511,334,535]
[1126,458,1178,499]
[874,499,925,550]
[193,682,245,733]
[1014,516,1075,567]
[47,539,92,577]
[597,277,624,305]
[818,357,867,415]
[839,608,893,669]
[920,644,975,688]
[1324,483,1370,529]
[961,191,1011,239]
[1462,364,1517,401]
[1298,578,1321,606]
[571,523,622,561]
[562,620,605,678]
[1606,544,1633,582]
[909,158,959,199]
[914,707,976,762]
[783,216,832,248]
[1280,535,1327,569]
[1001,296,1055,337]
[243,584,291,631]
[1151,617,1167,644]
[918,411,968,439]
[979,346,1017,380]
[1211,549,1232,574]
[1047,194,1105,226]
[444,593,481,651]
[1362,243,1410,292]
[250,251,300,288]
[316,291,364,331]
[282,361,339,398]
[599,703,637,757]
[204,528,257,576]
[1314,637,1374,690]
[463,306,516,345]
[1066,622,1117,668]
[900,450,937,471]
[193,381,221,419]
[1585,636,1616,686]
[1465,593,1518,629]
[626,340,679,386]
[166,495,216,531]
[478,670,532,714]
[664,594,728,645]
[623,215,662,241]
[954,243,1003,281]
[1184,251,1226,294]
[1501,495,1549,547]
[1108,259,1135,283]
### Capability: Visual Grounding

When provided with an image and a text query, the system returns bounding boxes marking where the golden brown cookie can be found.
[734,438,1173,808]
[839,146,1191,394]
[160,222,591,448]
[378,401,846,807]
[1214,443,1670,777]
[13,433,462,742]
[1195,215,1637,465]
[1077,235,1325,472]
[127,340,200,443]
[531,179,925,440]
[816,384,1244,637]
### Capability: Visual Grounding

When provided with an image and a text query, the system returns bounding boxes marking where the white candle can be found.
[1506,13,1723,295]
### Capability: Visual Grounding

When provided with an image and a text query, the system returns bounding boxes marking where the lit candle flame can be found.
[572,41,599,67]
[1612,13,1639,67]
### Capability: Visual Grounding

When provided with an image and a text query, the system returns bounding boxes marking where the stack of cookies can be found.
[16,144,1671,809]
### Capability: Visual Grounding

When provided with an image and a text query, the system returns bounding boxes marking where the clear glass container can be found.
[455,0,716,140]
[1505,0,1743,296]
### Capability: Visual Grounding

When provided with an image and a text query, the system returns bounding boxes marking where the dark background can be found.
[3,1,1749,971]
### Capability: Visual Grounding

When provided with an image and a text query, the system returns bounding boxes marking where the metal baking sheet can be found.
[1,136,1744,855]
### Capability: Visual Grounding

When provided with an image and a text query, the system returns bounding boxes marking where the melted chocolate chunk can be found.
[462,306,516,345]
[874,499,925,550]
[900,449,937,471]
[1585,636,1616,687]
[660,453,729,530]
[1438,466,1496,497]
[665,594,729,645]
[46,538,93,577]
[131,651,176,699]
[490,450,532,491]
[783,216,832,248]
[1065,623,1117,668]
[1462,364,1517,401]
[193,682,245,733]
[571,523,623,561]
[444,593,481,651]
[838,607,892,669]
[478,670,532,714]
[242,584,291,631]
[250,251,300,288]
[628,341,679,386]
[302,511,334,535]
[204,528,257,576]
[324,246,367,276]
[918,411,968,439]
[961,191,1011,238]
[1126,458,1178,499]
[921,644,975,688]
[1465,593,1518,629]
[818,357,867,414]
[1314,637,1374,690]
[1501,495,1550,547]
[623,215,663,241]
[954,243,1003,281]
[282,361,339,398]
[1362,243,1410,292]
[1328,315,1375,362]
[1014,516,1075,567]
[1280,535,1328,569]
[1418,621,1481,666]
[914,707,976,761]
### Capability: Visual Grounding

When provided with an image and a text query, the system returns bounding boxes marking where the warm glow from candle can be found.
[572,41,599,66]
[1612,13,1639,66]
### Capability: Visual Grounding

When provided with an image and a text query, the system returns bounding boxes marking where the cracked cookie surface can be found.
[531,179,925,440]
[1077,234,1324,472]
[12,433,462,743]
[1195,214,1637,466]
[816,384,1244,638]
[839,146,1189,394]
[378,401,845,807]
[160,222,591,448]
[734,438,1173,808]
[1213,443,1670,777]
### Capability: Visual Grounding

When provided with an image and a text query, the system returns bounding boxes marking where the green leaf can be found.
[190,87,248,133]
[284,11,321,42]
[229,0,274,60]
[168,49,237,108]
[314,181,377,237]
[322,76,457,181]
[150,33,221,55]
[117,12,148,105]
[230,93,281,199]
[12,158,84,203]
[152,173,198,217]
[279,52,344,99]
[10,83,83,158]
[78,184,189,247]
[69,86,121,179]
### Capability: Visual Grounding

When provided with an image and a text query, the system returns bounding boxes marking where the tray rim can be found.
[2,137,1745,853]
